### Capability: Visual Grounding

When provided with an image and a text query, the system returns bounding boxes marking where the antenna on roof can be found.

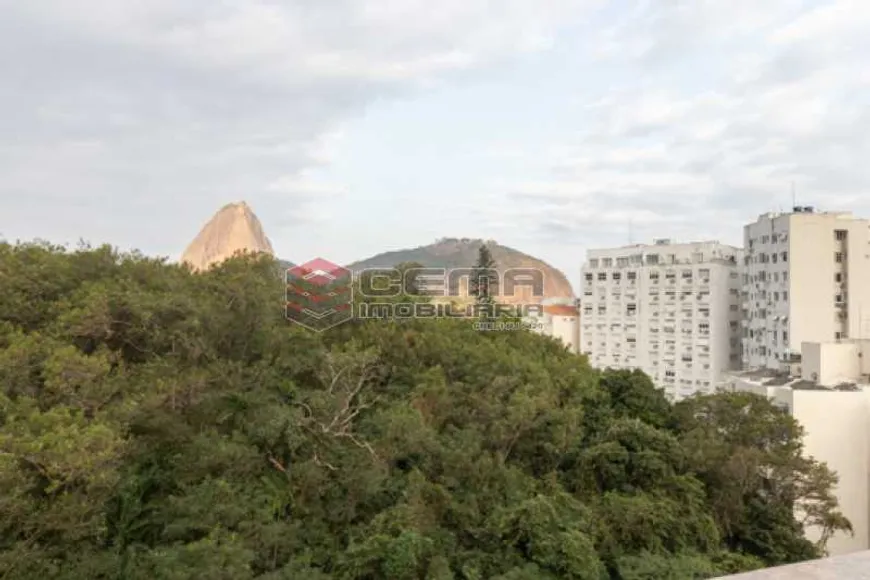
[628,219,633,244]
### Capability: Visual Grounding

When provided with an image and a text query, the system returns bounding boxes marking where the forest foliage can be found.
[0,241,852,579]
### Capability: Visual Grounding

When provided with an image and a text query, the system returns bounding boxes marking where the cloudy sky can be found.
[2,0,868,289]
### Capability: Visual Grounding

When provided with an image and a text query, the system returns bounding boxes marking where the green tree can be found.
[0,241,852,579]
[672,391,852,564]
[469,244,497,308]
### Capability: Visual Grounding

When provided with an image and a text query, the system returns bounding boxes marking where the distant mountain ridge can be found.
[179,204,573,304]
[349,237,574,304]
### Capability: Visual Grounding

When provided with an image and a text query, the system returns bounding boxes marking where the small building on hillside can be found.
[525,299,579,353]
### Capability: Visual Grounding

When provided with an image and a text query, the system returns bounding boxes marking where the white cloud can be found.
[0,0,599,256]
[485,0,870,252]
[3,0,869,277]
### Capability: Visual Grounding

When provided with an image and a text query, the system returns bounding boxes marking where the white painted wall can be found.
[801,340,870,385]
[526,309,579,353]
[788,388,870,556]
[551,315,579,353]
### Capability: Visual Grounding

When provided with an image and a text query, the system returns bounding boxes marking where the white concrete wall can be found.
[801,340,870,385]
[551,315,579,353]
[526,312,579,353]
[789,388,870,556]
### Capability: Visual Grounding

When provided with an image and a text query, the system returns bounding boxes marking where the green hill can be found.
[349,237,575,301]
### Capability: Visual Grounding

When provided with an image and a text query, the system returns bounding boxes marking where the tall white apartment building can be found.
[580,239,743,400]
[742,207,870,370]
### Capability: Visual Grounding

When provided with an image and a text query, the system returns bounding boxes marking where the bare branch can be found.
[294,402,313,418]
[313,450,337,471]
[337,431,379,460]
[268,456,287,473]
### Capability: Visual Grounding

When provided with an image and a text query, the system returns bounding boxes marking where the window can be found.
[589,259,599,268]
[783,272,789,282]
[772,253,778,263]
[835,252,845,263]
[781,251,788,262]
[612,272,621,281]
[835,229,847,241]
[597,272,606,281]
[602,258,613,267]
[646,254,659,265]
[583,306,592,315]
[627,271,637,281]
[597,306,606,315]
[626,304,637,315]
[835,273,843,282]
[782,291,788,300]
[584,273,593,282]
[649,272,659,280]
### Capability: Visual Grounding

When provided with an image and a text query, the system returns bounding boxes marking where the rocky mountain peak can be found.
[181,201,274,271]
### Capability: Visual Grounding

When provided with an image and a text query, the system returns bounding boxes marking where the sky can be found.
[2,0,869,291]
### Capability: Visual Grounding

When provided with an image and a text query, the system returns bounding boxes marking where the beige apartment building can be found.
[742,207,870,370]
[580,240,743,400]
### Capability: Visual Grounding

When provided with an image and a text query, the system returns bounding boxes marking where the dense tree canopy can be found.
[0,242,851,579]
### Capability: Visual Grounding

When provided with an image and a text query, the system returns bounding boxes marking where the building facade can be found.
[722,338,870,557]
[580,239,742,400]
[742,207,870,370]
[525,301,580,353]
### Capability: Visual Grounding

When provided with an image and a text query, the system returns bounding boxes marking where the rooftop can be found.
[727,369,865,392]
[542,304,578,316]
[754,207,857,221]
[588,239,738,251]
